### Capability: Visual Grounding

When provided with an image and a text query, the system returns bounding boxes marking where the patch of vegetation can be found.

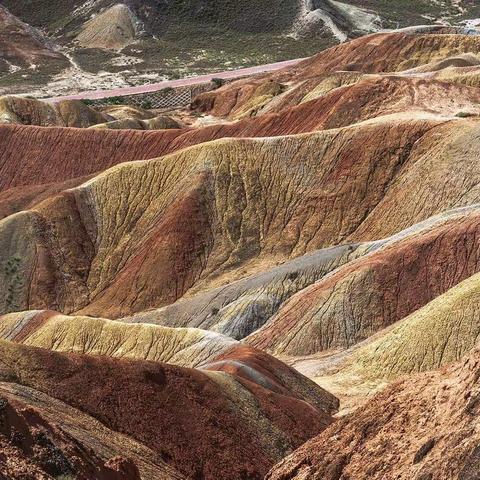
[140,99,153,109]
[0,61,64,92]
[458,5,480,21]
[101,96,127,106]
[287,271,299,281]
[212,77,226,88]
[71,48,120,74]
[3,255,23,312]
[0,0,337,95]
[346,0,462,26]
[34,431,75,477]
[134,0,301,35]
[123,26,334,81]
[455,111,477,118]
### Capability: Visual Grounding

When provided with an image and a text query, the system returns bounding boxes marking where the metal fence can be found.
[91,83,215,109]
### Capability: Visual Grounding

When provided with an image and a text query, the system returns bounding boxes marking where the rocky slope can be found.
[3,25,480,479]
[193,27,480,117]
[0,119,447,317]
[0,393,147,480]
[248,205,480,356]
[0,5,69,83]
[0,0,368,96]
[267,344,480,480]
[0,339,335,479]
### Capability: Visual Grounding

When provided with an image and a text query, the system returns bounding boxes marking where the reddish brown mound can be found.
[0,125,181,193]
[0,310,339,415]
[0,382,187,480]
[193,31,480,117]
[189,76,463,138]
[267,345,480,480]
[0,340,336,479]
[1,119,439,318]
[0,395,139,480]
[205,344,339,413]
[0,76,454,209]
[214,76,480,132]
[5,118,480,322]
[0,175,93,220]
[291,32,480,77]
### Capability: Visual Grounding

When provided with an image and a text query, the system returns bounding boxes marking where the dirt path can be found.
[45,58,306,103]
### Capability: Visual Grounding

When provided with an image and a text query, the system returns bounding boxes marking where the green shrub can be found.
[4,255,23,311]
[211,77,226,88]
[141,99,154,109]
[455,111,476,118]
[103,96,126,106]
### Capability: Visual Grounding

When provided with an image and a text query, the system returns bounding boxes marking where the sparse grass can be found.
[5,0,478,96]
[99,96,127,106]
[346,0,461,26]
[4,255,23,312]
[0,0,331,95]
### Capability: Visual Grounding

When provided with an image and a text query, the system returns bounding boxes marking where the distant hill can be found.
[0,5,68,77]
[1,0,478,96]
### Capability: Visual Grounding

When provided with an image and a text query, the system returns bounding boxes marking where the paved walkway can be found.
[45,58,306,103]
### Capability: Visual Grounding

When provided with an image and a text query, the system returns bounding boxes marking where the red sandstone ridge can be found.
[0,119,443,317]
[2,70,479,217]
[0,339,336,479]
[247,206,480,356]
[193,29,480,117]
[4,116,480,320]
